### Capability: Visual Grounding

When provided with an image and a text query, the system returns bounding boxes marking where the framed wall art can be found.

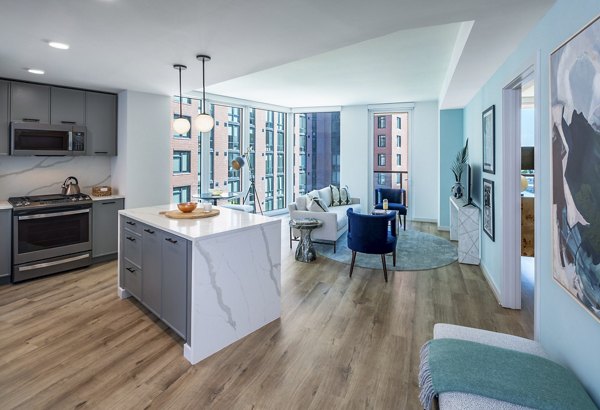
[483,178,495,241]
[551,15,600,321]
[482,105,496,174]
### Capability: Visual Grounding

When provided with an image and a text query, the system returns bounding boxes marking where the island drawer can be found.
[122,216,142,235]
[122,260,142,300]
[122,231,142,267]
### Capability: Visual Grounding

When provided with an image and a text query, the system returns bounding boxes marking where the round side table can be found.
[289,218,323,262]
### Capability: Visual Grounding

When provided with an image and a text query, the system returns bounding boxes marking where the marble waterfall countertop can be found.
[119,204,279,241]
[0,201,12,210]
[90,194,125,202]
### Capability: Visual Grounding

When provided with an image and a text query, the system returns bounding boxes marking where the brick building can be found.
[372,112,409,200]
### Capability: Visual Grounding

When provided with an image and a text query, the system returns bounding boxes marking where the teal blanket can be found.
[419,338,597,410]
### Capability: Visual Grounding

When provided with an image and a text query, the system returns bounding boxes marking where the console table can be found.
[449,196,480,265]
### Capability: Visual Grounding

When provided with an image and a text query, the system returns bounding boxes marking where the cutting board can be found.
[161,209,220,219]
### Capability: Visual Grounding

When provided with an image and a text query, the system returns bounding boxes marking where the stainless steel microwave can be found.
[10,122,86,156]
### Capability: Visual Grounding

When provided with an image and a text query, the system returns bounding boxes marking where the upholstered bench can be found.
[421,323,595,410]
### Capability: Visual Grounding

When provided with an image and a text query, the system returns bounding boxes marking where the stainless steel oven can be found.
[11,198,92,282]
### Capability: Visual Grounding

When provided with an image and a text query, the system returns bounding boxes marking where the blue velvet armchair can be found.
[374,188,407,230]
[346,208,397,282]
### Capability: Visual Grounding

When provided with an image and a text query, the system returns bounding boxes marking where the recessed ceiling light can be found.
[27,69,45,75]
[48,41,70,50]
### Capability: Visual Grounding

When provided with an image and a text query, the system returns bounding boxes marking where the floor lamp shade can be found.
[232,156,245,170]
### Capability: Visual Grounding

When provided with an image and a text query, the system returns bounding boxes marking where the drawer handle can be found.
[126,267,136,273]
[101,201,116,205]
[95,151,108,154]
[144,228,155,234]
[126,236,136,242]
[22,118,40,122]
[165,238,178,244]
[61,120,76,124]
[126,221,136,226]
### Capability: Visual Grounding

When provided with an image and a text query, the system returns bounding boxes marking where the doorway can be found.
[501,59,541,339]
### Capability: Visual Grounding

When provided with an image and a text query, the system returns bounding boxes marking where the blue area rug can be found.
[314,230,457,271]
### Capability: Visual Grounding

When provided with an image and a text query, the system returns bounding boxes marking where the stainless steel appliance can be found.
[8,194,93,282]
[61,176,81,195]
[10,122,86,156]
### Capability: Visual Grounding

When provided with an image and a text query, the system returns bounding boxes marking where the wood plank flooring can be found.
[0,221,532,409]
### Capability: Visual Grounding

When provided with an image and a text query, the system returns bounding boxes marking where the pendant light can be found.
[173,64,191,135]
[196,54,214,133]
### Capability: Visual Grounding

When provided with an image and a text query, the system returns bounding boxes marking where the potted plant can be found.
[451,139,469,198]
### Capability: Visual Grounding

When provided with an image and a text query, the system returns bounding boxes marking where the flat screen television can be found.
[460,163,472,205]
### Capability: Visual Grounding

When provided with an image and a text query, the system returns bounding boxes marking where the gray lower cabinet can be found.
[120,218,189,340]
[161,234,188,338]
[86,92,117,156]
[92,198,124,259]
[10,82,50,123]
[0,80,9,155]
[0,209,11,283]
[51,87,85,125]
[141,225,162,316]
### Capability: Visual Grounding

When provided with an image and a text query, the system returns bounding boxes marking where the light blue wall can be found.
[521,108,535,146]
[464,0,600,403]
[438,109,464,228]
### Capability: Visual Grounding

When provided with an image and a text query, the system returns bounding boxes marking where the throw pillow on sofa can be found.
[330,185,341,206]
[307,194,329,212]
[340,185,351,205]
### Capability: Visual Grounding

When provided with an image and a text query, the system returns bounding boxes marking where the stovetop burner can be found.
[8,193,92,208]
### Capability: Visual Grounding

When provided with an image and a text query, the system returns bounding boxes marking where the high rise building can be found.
[372,113,409,200]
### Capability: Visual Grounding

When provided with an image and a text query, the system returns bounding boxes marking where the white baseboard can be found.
[411,217,438,223]
[480,262,501,305]
[437,225,450,232]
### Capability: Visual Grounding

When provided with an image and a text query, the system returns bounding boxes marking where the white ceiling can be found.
[0,0,555,109]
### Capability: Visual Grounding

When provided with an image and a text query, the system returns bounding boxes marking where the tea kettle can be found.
[61,176,81,195]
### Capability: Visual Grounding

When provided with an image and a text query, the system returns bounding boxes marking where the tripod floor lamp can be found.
[231,148,263,215]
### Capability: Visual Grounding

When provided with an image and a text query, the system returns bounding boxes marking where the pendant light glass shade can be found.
[196,54,214,133]
[173,117,191,134]
[173,64,190,135]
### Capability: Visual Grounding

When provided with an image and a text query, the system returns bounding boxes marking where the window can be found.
[277,131,285,152]
[228,107,241,123]
[378,174,386,185]
[378,154,386,166]
[249,108,255,126]
[266,111,274,129]
[397,116,401,129]
[266,153,274,175]
[173,150,191,174]
[396,154,401,166]
[397,135,401,147]
[396,173,401,185]
[212,104,243,195]
[277,175,284,196]
[172,186,190,203]
[266,130,274,151]
[228,123,240,152]
[277,112,285,131]
[277,153,284,174]
[173,114,192,138]
[265,176,274,197]
[173,96,192,105]
[293,112,340,198]
[264,199,273,212]
[277,196,284,210]
[228,179,240,194]
[377,135,386,147]
[377,116,386,128]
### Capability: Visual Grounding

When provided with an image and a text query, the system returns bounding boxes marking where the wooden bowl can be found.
[177,202,198,213]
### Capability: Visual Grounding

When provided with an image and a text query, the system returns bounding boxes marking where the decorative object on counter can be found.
[177,202,198,213]
[202,202,212,212]
[61,176,80,195]
[162,208,220,219]
[172,64,191,135]
[483,105,496,174]
[232,147,263,215]
[92,185,112,197]
[200,191,239,206]
[196,54,214,133]
[451,139,469,198]
[482,178,495,241]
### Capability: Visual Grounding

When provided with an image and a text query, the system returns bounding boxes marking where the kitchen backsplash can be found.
[0,156,112,198]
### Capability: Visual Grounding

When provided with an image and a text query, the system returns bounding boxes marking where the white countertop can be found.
[0,200,12,210]
[90,195,125,201]
[119,204,279,241]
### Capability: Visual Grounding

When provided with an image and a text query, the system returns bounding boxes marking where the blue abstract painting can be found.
[551,16,600,320]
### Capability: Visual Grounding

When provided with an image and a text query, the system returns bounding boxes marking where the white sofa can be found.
[288,186,361,252]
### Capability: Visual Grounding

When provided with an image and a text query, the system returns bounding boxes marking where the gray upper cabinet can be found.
[10,82,50,123]
[0,209,11,282]
[86,91,117,156]
[51,87,85,125]
[92,198,124,259]
[0,81,9,155]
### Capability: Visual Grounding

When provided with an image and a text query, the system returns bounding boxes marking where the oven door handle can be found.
[18,253,90,272]
[18,208,90,220]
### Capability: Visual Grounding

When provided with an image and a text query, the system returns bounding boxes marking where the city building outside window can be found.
[173,186,191,203]
[266,130,274,152]
[378,154,386,166]
[397,154,401,166]
[397,117,402,129]
[378,174,386,185]
[378,116,386,128]
[266,153,274,174]
[397,135,401,147]
[173,150,191,174]
[378,135,386,147]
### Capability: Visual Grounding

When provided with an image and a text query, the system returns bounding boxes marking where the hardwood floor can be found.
[0,221,532,409]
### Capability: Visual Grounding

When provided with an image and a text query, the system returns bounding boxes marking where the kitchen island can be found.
[117,204,281,365]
